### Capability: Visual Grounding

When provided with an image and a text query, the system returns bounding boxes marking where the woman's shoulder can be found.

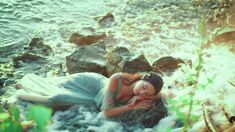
[108,73,123,92]
[110,72,123,79]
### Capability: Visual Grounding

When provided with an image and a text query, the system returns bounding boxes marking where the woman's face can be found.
[133,80,156,96]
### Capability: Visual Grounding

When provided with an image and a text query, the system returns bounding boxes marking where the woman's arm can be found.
[104,100,153,118]
[102,73,152,118]
[102,73,124,117]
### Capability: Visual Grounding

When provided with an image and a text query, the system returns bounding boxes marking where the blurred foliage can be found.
[167,17,214,131]
[27,105,52,132]
[0,105,52,132]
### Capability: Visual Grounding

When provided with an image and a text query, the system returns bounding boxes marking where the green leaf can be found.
[166,127,172,132]
[191,114,200,122]
[27,105,52,131]
[5,120,23,132]
[9,106,20,121]
[0,106,4,112]
[0,113,10,121]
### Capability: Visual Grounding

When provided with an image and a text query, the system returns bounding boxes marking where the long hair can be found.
[123,72,163,94]
[121,73,142,85]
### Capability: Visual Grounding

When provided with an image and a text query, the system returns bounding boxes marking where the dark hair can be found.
[141,72,163,94]
[121,73,142,85]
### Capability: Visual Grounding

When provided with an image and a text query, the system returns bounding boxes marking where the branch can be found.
[202,104,217,132]
[222,104,235,124]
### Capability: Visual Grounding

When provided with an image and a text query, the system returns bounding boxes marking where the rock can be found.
[123,54,152,73]
[204,31,235,52]
[66,45,108,76]
[106,47,132,75]
[97,13,115,27]
[152,56,184,74]
[115,98,167,128]
[28,38,53,56]
[106,46,152,75]
[69,33,106,46]
[13,52,46,68]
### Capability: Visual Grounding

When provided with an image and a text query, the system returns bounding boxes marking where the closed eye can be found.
[143,86,147,90]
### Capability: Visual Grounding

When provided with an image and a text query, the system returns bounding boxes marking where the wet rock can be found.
[66,45,108,76]
[28,38,53,56]
[13,52,46,68]
[152,56,184,74]
[106,46,152,75]
[105,47,132,75]
[123,54,152,73]
[116,98,167,128]
[97,13,115,27]
[69,33,106,46]
[205,31,235,53]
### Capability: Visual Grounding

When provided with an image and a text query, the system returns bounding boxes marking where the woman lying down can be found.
[14,71,172,128]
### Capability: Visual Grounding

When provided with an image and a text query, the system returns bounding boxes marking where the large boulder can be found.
[106,46,152,75]
[66,44,108,76]
[114,98,168,128]
[152,56,184,74]
[123,54,152,73]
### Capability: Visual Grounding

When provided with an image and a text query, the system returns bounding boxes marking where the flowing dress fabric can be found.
[19,72,168,127]
[19,72,108,108]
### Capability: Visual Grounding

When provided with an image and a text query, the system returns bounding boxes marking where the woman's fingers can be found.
[134,100,153,109]
[128,98,134,104]
[128,97,154,109]
[128,96,139,105]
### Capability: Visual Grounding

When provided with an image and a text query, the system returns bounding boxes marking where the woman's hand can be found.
[128,96,153,110]
[131,99,153,110]
[128,96,143,107]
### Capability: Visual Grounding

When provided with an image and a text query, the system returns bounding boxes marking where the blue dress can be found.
[48,72,129,111]
[19,72,127,110]
[19,72,167,127]
[48,72,108,109]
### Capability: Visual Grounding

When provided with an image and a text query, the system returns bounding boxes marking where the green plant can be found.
[27,105,52,132]
[167,17,214,131]
[0,105,52,132]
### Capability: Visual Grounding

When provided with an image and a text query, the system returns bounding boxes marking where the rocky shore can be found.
[1,0,235,131]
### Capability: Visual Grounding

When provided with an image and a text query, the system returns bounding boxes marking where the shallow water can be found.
[2,0,235,131]
[0,0,110,48]
[0,0,201,131]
